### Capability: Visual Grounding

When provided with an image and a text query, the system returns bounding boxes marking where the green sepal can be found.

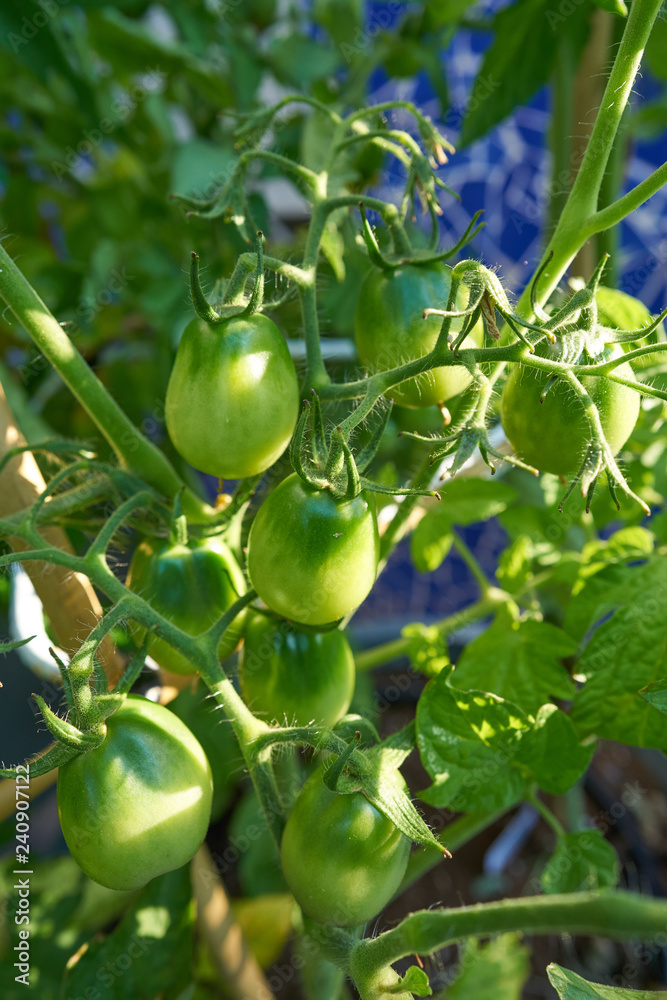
[0,636,37,654]
[0,740,85,780]
[189,251,223,324]
[332,722,448,856]
[33,695,105,750]
[355,402,394,473]
[241,231,265,317]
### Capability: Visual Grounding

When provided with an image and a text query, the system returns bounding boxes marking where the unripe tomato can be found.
[501,338,640,476]
[354,262,484,408]
[165,314,299,480]
[247,473,379,626]
[126,534,246,674]
[57,695,213,890]
[280,766,411,926]
[239,613,355,727]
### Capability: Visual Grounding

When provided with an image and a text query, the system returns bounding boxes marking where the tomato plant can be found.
[280,766,411,926]
[355,263,484,408]
[238,612,355,727]
[3,2,667,998]
[125,533,246,674]
[247,473,380,626]
[57,696,213,891]
[166,312,299,480]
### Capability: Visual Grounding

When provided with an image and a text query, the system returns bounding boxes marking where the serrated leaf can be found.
[402,623,450,677]
[548,963,667,1000]
[416,672,531,812]
[447,934,530,1000]
[516,705,594,795]
[564,527,654,641]
[453,617,577,716]
[570,559,667,749]
[0,635,36,654]
[541,830,619,895]
[460,0,590,147]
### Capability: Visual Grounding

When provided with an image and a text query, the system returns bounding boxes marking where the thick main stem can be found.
[526,0,664,310]
[352,891,667,975]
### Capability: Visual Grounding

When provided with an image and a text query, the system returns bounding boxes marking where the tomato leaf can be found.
[495,534,533,595]
[447,935,530,1000]
[416,672,531,812]
[453,617,577,716]
[547,962,667,1000]
[569,558,667,750]
[402,622,450,677]
[540,830,619,895]
[460,0,590,148]
[411,516,453,573]
[516,705,594,795]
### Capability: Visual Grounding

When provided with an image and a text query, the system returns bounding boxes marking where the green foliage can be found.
[541,830,619,895]
[547,964,667,1000]
[443,934,530,1000]
[2,2,667,998]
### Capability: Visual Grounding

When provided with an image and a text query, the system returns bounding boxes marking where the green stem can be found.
[0,244,212,522]
[451,528,492,596]
[353,592,507,672]
[528,787,566,839]
[351,891,667,978]
[585,161,667,238]
[526,0,664,310]
[378,452,434,566]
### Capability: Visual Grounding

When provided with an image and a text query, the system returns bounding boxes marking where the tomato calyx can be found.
[190,231,266,327]
[358,201,485,273]
[290,390,441,503]
[0,617,154,781]
[320,726,449,858]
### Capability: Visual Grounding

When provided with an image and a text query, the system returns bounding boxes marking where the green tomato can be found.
[165,313,299,479]
[501,338,640,476]
[280,766,411,926]
[354,262,484,408]
[239,613,355,727]
[57,695,213,891]
[126,534,246,675]
[247,473,379,626]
